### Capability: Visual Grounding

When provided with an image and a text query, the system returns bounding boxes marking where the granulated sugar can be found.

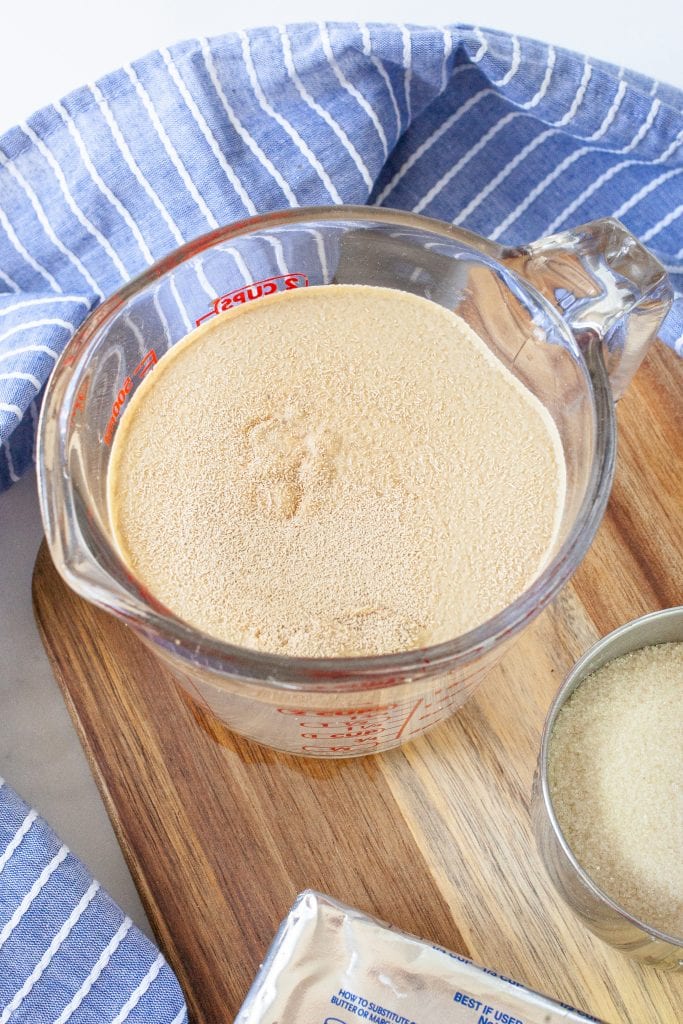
[549,642,683,937]
[108,284,565,657]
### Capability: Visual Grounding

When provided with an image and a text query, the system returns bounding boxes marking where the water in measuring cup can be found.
[106,284,566,657]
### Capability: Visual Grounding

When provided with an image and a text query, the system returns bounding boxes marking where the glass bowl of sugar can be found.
[533,606,683,970]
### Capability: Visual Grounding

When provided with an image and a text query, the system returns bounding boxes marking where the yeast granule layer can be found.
[108,284,565,657]
[549,642,683,938]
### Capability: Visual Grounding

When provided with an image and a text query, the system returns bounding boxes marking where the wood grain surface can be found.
[33,343,682,1024]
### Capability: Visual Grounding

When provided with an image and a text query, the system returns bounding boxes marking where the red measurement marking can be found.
[277,697,435,754]
[133,349,158,379]
[103,348,158,446]
[394,698,423,740]
[60,334,87,368]
[195,273,309,326]
[277,703,400,717]
[69,379,90,424]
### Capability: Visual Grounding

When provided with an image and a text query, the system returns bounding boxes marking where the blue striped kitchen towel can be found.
[0,779,186,1023]
[0,23,682,492]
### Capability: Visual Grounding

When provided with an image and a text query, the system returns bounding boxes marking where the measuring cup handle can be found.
[502,218,673,399]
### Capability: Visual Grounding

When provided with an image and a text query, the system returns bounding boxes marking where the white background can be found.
[0,0,682,132]
[0,0,681,938]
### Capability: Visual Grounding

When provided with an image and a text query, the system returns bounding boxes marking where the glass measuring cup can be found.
[37,207,672,757]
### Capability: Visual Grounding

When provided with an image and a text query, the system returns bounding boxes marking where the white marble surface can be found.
[0,468,150,933]
[0,0,680,940]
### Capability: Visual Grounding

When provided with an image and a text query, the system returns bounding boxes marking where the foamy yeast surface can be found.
[108,284,565,657]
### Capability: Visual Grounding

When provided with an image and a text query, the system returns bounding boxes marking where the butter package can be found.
[236,891,605,1024]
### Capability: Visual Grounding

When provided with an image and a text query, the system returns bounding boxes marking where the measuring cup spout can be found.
[503,218,673,399]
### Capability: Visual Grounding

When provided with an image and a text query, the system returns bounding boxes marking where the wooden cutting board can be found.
[33,343,682,1024]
